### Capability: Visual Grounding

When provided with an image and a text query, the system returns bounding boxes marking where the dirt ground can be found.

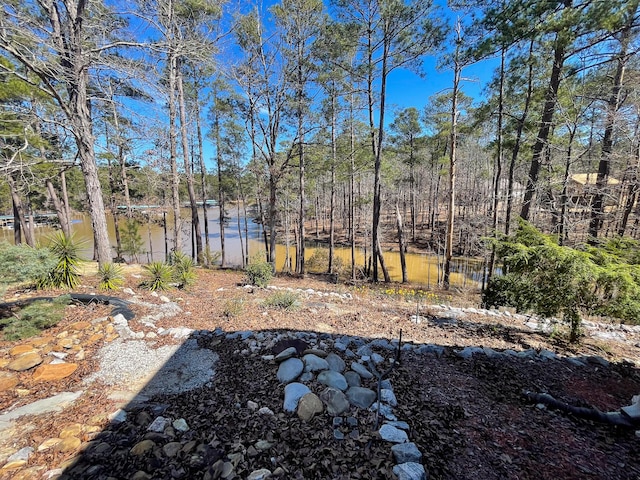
[1,267,639,479]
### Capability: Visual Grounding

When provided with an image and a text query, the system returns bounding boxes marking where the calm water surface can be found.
[0,208,480,287]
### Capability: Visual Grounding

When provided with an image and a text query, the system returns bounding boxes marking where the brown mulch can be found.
[1,268,639,479]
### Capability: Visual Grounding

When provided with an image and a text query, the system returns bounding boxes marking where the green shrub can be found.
[121,219,145,263]
[263,291,300,311]
[222,296,245,318]
[140,261,173,291]
[1,295,70,340]
[37,233,85,289]
[98,263,125,291]
[0,242,57,297]
[244,255,273,287]
[203,247,221,268]
[484,220,640,342]
[170,251,197,289]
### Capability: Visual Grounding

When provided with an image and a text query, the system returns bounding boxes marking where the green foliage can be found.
[222,296,245,318]
[37,233,85,290]
[140,261,173,291]
[484,221,640,342]
[170,251,197,289]
[121,219,145,262]
[263,291,300,311]
[1,295,70,341]
[98,263,124,291]
[203,247,222,268]
[244,255,273,287]
[0,242,57,296]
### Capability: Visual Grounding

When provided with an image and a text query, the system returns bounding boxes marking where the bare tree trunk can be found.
[8,177,33,246]
[168,50,181,253]
[505,38,535,235]
[193,72,210,265]
[487,48,505,285]
[444,21,462,290]
[328,87,337,274]
[396,200,407,283]
[177,66,203,263]
[46,179,71,238]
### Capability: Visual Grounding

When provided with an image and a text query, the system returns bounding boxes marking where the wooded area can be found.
[1,0,639,288]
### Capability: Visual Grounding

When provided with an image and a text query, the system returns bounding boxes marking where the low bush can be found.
[1,295,70,340]
[37,232,85,289]
[98,263,125,291]
[0,242,56,297]
[244,255,273,287]
[263,291,300,311]
[222,296,245,318]
[140,261,173,291]
[170,251,197,289]
[484,220,640,342]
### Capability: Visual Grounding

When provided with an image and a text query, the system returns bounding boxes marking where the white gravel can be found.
[84,337,218,396]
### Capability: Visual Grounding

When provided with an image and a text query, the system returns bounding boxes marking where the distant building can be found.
[568,173,620,207]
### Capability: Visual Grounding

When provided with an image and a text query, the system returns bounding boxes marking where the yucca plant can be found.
[98,262,125,291]
[140,261,173,291]
[171,251,197,289]
[37,232,85,289]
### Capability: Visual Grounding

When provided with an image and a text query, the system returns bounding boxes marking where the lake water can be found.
[0,208,481,287]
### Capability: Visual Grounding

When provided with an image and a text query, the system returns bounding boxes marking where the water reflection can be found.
[0,208,481,287]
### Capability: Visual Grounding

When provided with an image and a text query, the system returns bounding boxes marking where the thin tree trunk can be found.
[396,200,407,283]
[168,51,181,253]
[177,66,203,263]
[444,21,462,290]
[46,179,71,238]
[8,177,33,246]
[193,68,210,264]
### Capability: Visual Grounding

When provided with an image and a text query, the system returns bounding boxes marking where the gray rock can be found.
[297,393,323,421]
[416,344,445,356]
[387,420,409,430]
[247,468,272,480]
[334,342,348,352]
[566,357,587,367]
[0,390,84,430]
[172,418,189,432]
[299,371,314,382]
[346,387,377,409]
[303,354,329,372]
[334,429,345,440]
[380,388,398,407]
[356,344,372,356]
[370,402,397,421]
[371,353,384,364]
[483,347,502,359]
[516,349,537,359]
[147,416,171,433]
[7,446,34,462]
[391,442,422,464]
[277,358,304,384]
[320,387,350,415]
[344,349,356,358]
[456,346,483,359]
[370,338,393,350]
[317,370,348,391]
[344,371,361,387]
[379,424,408,443]
[283,383,311,412]
[275,347,297,362]
[538,349,558,361]
[350,362,373,379]
[621,403,640,421]
[258,407,274,416]
[325,353,346,372]
[392,462,427,480]
[381,379,393,390]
